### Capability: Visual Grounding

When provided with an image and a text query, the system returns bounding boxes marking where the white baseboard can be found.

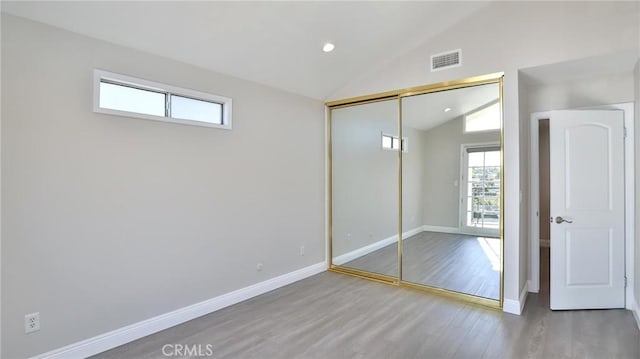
[33,262,327,359]
[527,279,539,293]
[422,225,499,237]
[332,236,396,265]
[503,281,529,315]
[502,299,520,315]
[332,227,422,265]
[421,225,460,234]
[403,226,424,239]
[633,296,640,331]
[333,225,498,266]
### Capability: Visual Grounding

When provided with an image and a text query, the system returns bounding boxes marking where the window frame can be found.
[93,69,232,129]
[381,133,408,152]
[459,143,501,236]
[463,100,500,134]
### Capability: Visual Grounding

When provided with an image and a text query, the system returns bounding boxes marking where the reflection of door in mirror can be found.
[401,83,501,300]
[331,99,398,278]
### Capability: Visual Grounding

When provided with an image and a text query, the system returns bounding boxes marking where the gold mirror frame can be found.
[327,73,505,309]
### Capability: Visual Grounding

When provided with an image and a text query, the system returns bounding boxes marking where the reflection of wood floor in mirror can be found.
[343,231,500,300]
[341,242,398,277]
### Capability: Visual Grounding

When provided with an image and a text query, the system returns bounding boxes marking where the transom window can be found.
[94,70,232,129]
[381,134,407,152]
[464,101,500,133]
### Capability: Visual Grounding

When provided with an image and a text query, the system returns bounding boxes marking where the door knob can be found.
[555,216,573,224]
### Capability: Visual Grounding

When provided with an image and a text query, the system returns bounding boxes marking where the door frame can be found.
[459,142,501,237]
[528,103,634,309]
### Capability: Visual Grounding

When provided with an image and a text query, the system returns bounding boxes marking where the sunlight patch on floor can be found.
[477,236,501,271]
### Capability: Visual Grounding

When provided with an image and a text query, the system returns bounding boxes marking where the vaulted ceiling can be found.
[1,1,492,100]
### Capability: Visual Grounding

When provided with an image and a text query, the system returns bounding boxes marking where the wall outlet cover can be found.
[25,312,40,334]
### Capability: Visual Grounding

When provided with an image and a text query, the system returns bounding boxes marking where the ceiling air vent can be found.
[431,49,461,71]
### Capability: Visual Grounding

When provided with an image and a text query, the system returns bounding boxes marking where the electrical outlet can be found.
[256,263,263,271]
[300,246,305,256]
[25,312,40,334]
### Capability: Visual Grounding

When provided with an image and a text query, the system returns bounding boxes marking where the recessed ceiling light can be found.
[322,43,335,53]
[444,107,452,112]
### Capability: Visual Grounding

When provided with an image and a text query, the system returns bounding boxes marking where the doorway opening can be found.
[538,119,550,304]
[529,104,634,310]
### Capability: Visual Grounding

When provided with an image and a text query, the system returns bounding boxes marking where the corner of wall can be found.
[503,280,528,315]
[502,69,522,307]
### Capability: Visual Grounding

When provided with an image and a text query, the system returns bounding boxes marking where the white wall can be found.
[402,126,425,234]
[328,1,639,307]
[331,101,427,258]
[1,14,325,358]
[331,100,399,256]
[525,73,635,113]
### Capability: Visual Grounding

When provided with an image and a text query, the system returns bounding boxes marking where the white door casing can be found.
[459,143,501,237]
[549,110,625,310]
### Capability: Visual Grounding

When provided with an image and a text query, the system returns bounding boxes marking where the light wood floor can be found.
[343,231,500,299]
[94,248,640,359]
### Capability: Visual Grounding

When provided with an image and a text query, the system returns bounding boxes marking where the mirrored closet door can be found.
[331,99,399,280]
[401,83,502,301]
[329,74,503,307]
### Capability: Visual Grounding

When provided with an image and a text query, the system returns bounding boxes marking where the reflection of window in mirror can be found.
[461,145,500,233]
[464,101,501,133]
[381,133,407,152]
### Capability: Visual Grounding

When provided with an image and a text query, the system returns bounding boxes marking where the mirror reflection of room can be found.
[402,83,501,299]
[331,99,398,278]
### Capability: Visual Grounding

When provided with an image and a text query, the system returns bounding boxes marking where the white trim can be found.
[93,69,233,130]
[529,104,634,310]
[422,225,499,238]
[527,279,538,294]
[529,111,550,295]
[332,236,396,266]
[503,281,529,315]
[32,262,327,359]
[625,106,636,310]
[325,106,330,268]
[502,299,520,314]
[422,225,461,235]
[403,226,424,239]
[458,142,501,237]
[633,296,640,331]
[332,227,423,265]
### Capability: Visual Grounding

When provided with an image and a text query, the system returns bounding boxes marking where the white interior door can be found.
[549,109,625,310]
